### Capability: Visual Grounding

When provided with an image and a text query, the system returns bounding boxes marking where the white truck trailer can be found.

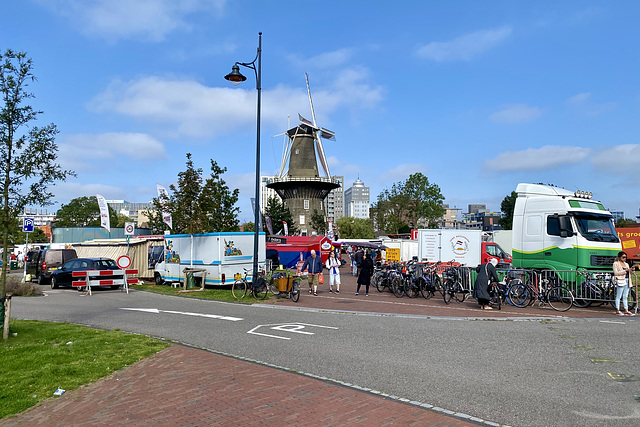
[417,229,511,267]
[154,232,266,286]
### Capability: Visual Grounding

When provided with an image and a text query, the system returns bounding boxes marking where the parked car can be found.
[26,248,77,285]
[50,257,121,289]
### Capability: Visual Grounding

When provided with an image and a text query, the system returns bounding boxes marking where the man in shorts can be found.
[301,250,323,296]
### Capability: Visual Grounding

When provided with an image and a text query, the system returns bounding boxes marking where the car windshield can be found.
[93,259,118,269]
[573,214,618,242]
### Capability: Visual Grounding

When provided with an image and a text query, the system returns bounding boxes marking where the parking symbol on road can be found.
[22,218,34,233]
[247,322,338,340]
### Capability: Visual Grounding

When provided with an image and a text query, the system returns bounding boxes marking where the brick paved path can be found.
[1,345,482,426]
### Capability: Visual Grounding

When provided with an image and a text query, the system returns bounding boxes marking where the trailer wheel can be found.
[154,273,164,286]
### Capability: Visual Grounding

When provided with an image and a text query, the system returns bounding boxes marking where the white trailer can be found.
[417,229,483,267]
[154,232,266,286]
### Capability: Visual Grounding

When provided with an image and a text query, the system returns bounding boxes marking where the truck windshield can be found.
[573,214,618,243]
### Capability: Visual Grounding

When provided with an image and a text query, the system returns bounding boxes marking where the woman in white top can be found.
[612,251,635,316]
[326,251,341,294]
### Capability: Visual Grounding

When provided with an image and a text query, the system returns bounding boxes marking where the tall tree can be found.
[0,50,74,322]
[336,216,375,239]
[498,191,517,230]
[145,153,240,234]
[310,209,326,235]
[262,196,296,235]
[54,196,118,227]
[374,173,444,234]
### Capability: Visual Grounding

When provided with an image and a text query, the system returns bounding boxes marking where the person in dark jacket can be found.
[473,258,500,309]
[356,251,374,296]
[354,248,364,276]
[301,250,323,296]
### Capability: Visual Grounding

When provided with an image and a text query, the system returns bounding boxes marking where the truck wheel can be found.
[154,273,164,286]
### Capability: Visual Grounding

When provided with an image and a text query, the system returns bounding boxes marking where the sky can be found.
[3,0,640,223]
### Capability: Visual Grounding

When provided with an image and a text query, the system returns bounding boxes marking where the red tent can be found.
[266,236,341,268]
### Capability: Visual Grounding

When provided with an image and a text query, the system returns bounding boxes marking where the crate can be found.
[276,277,291,292]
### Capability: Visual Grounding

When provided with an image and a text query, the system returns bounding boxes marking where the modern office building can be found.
[326,176,344,224]
[105,200,153,224]
[440,204,460,228]
[19,208,56,227]
[344,178,370,219]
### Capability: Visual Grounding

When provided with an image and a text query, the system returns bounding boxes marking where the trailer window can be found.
[573,214,618,243]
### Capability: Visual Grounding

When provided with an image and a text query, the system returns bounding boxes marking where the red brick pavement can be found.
[1,345,482,426]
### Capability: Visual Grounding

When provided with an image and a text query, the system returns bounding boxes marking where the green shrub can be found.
[5,275,42,296]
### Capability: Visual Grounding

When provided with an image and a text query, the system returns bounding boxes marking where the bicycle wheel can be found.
[506,283,529,307]
[419,277,433,300]
[291,280,300,302]
[488,286,502,310]
[454,282,468,303]
[392,277,404,298]
[374,273,385,292]
[546,285,573,312]
[443,280,453,304]
[267,277,280,296]
[436,276,446,297]
[232,280,247,299]
[253,278,268,300]
[405,279,419,298]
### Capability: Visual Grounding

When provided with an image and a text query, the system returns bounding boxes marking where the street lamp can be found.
[225,32,262,285]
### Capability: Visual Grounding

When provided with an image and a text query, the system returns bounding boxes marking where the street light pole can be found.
[225,32,262,284]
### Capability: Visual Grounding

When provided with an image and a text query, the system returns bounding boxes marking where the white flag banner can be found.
[283,221,288,236]
[96,194,110,232]
[327,220,333,240]
[156,184,173,229]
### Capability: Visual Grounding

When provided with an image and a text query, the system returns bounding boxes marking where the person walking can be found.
[473,258,500,310]
[613,251,635,316]
[356,251,374,296]
[354,247,364,277]
[326,251,341,294]
[301,249,323,296]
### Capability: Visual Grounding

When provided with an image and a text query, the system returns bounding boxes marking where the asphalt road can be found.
[10,288,640,427]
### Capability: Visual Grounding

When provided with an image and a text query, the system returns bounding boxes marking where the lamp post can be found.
[225,32,262,284]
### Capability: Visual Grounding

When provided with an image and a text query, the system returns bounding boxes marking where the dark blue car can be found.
[50,257,121,289]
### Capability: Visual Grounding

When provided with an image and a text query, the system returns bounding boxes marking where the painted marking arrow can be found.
[121,308,243,322]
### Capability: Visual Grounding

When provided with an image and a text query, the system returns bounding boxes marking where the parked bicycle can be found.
[232,268,268,300]
[506,270,574,311]
[443,266,469,304]
[268,268,301,302]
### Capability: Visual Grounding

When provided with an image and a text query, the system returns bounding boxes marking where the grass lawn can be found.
[0,319,169,419]
[130,282,278,303]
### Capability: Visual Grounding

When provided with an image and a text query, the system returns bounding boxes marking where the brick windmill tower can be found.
[267,74,340,235]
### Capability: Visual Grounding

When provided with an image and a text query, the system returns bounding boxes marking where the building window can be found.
[304,200,309,210]
[299,215,305,225]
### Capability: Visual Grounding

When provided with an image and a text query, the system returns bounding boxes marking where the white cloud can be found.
[59,132,167,171]
[89,71,384,138]
[288,48,354,69]
[53,181,129,205]
[591,145,640,174]
[490,104,542,123]
[566,92,615,117]
[39,0,226,42]
[484,145,591,171]
[416,26,512,62]
[377,164,428,183]
[567,92,591,105]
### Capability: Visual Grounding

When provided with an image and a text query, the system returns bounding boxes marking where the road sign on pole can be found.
[22,218,34,233]
[124,222,135,235]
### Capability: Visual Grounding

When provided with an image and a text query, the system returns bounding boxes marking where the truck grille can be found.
[591,255,617,267]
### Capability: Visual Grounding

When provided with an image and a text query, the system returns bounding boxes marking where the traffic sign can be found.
[117,255,132,269]
[22,218,35,233]
[124,222,135,235]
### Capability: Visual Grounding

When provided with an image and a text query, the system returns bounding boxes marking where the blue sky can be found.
[3,1,640,222]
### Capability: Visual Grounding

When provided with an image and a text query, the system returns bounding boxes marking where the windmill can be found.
[278,73,335,178]
[268,73,341,235]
